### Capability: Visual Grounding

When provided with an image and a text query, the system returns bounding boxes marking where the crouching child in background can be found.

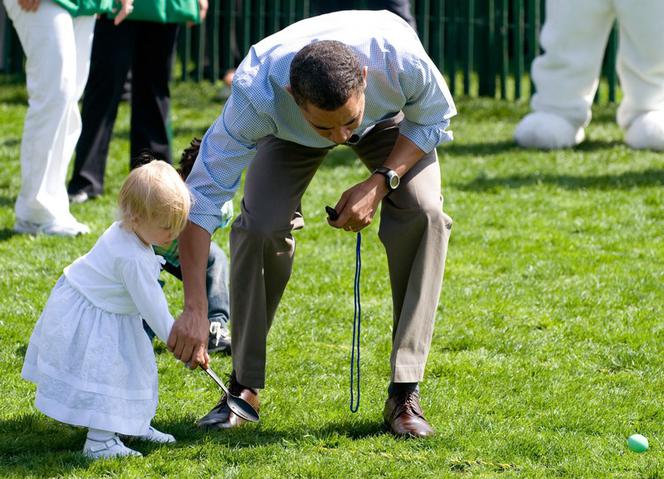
[135,139,234,354]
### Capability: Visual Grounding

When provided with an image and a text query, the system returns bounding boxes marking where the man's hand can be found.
[328,174,388,232]
[168,309,209,369]
[328,135,427,232]
[173,221,212,368]
[18,0,39,12]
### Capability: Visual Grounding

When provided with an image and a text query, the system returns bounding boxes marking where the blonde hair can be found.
[118,160,192,237]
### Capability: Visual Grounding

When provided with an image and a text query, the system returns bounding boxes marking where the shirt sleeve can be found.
[118,257,175,343]
[399,55,457,153]
[186,84,276,235]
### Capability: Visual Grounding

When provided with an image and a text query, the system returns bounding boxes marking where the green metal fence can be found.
[0,0,620,102]
[412,0,618,101]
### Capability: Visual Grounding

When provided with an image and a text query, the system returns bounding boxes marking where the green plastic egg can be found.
[627,434,649,453]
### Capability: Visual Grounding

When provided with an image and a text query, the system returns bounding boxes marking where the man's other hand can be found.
[328,174,387,232]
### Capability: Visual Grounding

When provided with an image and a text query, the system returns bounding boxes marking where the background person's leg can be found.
[230,137,329,389]
[5,0,93,231]
[69,16,134,200]
[530,0,614,127]
[207,241,232,354]
[130,21,179,165]
[614,0,664,149]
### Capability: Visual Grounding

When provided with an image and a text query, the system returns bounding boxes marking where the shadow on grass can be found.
[0,415,206,476]
[0,414,386,476]
[162,416,386,448]
[455,168,664,191]
[0,228,18,242]
[0,415,90,476]
[441,140,517,157]
[0,195,16,207]
[15,343,27,359]
[1,137,21,148]
[573,139,625,151]
[441,138,628,158]
[0,91,28,106]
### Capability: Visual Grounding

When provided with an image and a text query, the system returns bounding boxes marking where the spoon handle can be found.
[203,366,230,395]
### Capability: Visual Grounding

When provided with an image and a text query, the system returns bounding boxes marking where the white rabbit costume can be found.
[514,0,664,150]
[22,222,174,436]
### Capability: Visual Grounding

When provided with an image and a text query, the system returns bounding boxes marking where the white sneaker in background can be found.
[14,218,90,237]
[83,435,142,459]
[208,320,231,354]
[68,191,90,204]
[625,111,664,150]
[514,111,585,149]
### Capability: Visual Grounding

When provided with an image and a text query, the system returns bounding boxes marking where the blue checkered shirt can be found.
[186,9,456,234]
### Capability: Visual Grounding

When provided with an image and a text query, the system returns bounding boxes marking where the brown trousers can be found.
[230,117,453,388]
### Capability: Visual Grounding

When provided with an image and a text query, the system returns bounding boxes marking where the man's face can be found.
[300,91,366,144]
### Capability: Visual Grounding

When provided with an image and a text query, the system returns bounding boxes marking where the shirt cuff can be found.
[189,189,225,235]
[399,119,453,153]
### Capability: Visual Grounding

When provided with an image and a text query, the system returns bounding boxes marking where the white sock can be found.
[87,428,116,442]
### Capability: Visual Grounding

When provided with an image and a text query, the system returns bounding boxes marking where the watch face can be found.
[388,172,400,189]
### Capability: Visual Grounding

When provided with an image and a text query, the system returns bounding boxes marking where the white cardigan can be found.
[64,221,174,342]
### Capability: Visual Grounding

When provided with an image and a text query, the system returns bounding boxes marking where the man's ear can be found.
[285,85,292,95]
[362,66,368,88]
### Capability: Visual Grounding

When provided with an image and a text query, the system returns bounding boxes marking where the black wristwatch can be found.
[372,166,400,193]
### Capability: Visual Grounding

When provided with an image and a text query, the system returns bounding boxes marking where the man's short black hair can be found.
[289,40,364,111]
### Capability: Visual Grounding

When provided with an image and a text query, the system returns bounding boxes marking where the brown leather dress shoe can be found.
[197,374,260,429]
[383,391,434,438]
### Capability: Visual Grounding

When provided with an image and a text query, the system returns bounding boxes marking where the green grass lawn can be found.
[1,76,663,478]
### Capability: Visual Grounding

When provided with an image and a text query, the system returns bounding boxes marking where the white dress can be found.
[22,222,175,435]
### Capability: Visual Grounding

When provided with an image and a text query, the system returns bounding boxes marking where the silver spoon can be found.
[202,366,260,422]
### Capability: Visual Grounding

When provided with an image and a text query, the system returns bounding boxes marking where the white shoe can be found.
[14,218,90,237]
[208,320,231,354]
[514,112,585,149]
[625,111,664,150]
[83,435,142,459]
[68,191,90,204]
[134,425,176,444]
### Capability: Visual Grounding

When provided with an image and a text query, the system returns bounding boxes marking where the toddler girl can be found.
[22,161,193,459]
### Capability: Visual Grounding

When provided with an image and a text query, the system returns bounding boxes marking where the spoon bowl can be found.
[203,366,259,422]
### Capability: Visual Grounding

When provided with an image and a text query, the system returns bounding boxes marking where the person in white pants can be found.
[514,0,664,150]
[3,0,132,236]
